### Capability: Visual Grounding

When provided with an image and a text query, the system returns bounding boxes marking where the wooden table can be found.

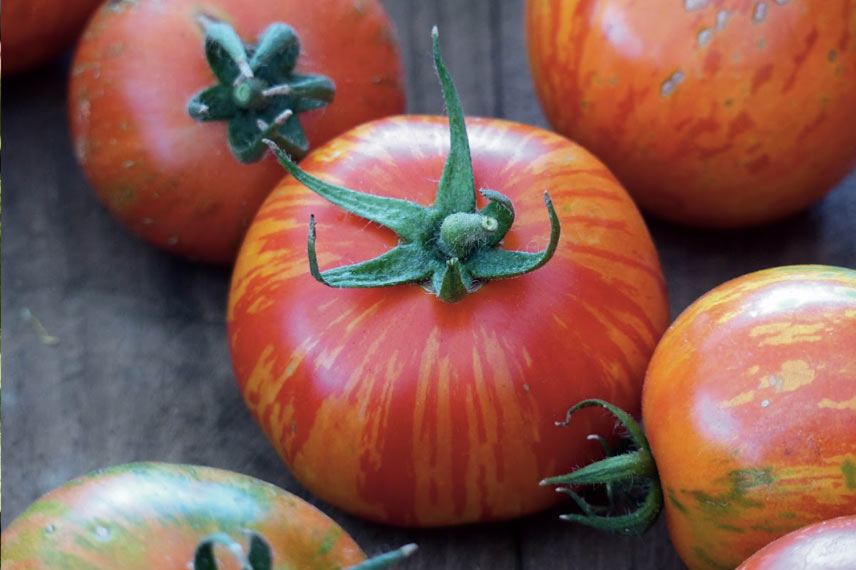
[3,1,854,568]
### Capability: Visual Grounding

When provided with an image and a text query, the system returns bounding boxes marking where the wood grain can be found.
[2,1,854,569]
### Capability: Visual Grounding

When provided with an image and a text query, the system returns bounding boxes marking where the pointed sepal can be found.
[468,191,559,279]
[433,258,474,302]
[478,189,515,247]
[248,23,300,77]
[540,399,663,536]
[309,215,436,288]
[188,85,237,121]
[267,140,434,243]
[430,26,476,216]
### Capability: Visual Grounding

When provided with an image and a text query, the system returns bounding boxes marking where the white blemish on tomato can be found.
[685,0,711,11]
[753,2,768,23]
[660,70,686,97]
[761,399,770,407]
[698,29,713,48]
[716,10,729,31]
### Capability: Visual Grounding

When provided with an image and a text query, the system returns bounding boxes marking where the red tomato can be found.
[644,265,856,569]
[227,103,670,525]
[0,462,413,569]
[1,0,102,75]
[526,0,856,228]
[68,0,404,264]
[737,515,856,570]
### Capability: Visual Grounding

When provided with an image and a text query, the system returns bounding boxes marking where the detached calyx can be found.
[188,14,335,163]
[264,27,560,302]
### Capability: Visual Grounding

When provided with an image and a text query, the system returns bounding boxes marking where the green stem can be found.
[187,16,335,163]
[193,532,416,570]
[345,544,419,570]
[263,26,560,301]
[540,399,664,536]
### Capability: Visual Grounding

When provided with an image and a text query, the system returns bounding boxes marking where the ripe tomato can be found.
[68,0,404,264]
[228,31,669,526]
[646,265,856,569]
[0,462,415,569]
[526,0,856,228]
[1,0,102,75]
[737,515,856,570]
[542,266,856,570]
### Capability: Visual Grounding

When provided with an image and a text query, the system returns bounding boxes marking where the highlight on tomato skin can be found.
[736,515,856,570]
[0,462,417,570]
[540,265,856,570]
[525,0,856,228]
[227,29,670,528]
[67,0,405,264]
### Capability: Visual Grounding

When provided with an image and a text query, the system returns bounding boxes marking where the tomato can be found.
[525,0,856,228]
[646,265,856,569]
[227,30,669,527]
[68,0,404,264]
[1,0,102,75]
[543,265,856,570]
[737,515,856,570]
[0,462,417,569]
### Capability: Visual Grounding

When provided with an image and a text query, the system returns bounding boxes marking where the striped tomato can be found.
[68,0,404,264]
[543,265,856,570]
[0,462,415,569]
[737,515,856,569]
[227,30,670,527]
[525,0,856,228]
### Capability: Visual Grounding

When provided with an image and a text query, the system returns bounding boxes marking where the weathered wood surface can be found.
[2,1,855,569]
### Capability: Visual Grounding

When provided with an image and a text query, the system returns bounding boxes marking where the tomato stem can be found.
[345,543,419,569]
[187,16,335,163]
[193,532,416,570]
[262,26,561,302]
[540,399,663,536]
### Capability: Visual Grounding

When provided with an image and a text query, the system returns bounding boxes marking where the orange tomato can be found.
[0,462,399,569]
[526,0,856,228]
[644,265,856,569]
[228,114,670,526]
[68,0,404,263]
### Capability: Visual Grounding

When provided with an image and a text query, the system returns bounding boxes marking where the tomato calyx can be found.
[187,15,335,163]
[193,531,417,570]
[540,399,663,536]
[264,27,560,303]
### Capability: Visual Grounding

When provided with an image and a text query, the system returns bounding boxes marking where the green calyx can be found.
[540,399,663,536]
[187,14,335,163]
[265,26,560,303]
[193,531,417,570]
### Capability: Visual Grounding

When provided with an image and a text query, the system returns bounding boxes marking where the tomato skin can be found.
[0,462,366,569]
[228,115,670,526]
[525,0,856,228]
[642,266,856,570]
[68,0,405,264]
[1,0,102,75]
[737,515,856,570]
